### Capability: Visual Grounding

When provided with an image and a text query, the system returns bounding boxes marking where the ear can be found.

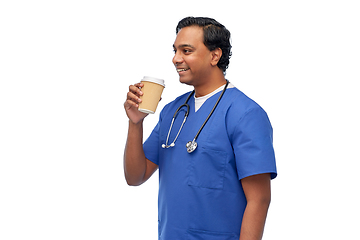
[210,48,222,67]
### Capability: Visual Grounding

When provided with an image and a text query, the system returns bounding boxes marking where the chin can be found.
[178,76,194,86]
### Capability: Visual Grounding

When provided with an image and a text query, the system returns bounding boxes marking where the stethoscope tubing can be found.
[191,80,229,142]
[162,92,194,148]
[162,80,229,152]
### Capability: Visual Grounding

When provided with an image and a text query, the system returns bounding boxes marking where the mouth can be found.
[176,68,190,73]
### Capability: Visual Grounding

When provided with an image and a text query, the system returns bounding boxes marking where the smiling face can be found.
[172,26,215,87]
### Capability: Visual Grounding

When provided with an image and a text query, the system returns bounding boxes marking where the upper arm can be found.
[241,173,271,204]
[142,158,158,184]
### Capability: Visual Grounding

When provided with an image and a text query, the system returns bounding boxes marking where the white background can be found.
[1,0,359,239]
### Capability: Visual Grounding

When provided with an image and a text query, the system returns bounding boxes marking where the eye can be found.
[183,49,192,54]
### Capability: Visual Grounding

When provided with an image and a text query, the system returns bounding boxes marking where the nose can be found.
[172,51,184,66]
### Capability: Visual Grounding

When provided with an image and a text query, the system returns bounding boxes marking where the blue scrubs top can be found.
[143,87,277,240]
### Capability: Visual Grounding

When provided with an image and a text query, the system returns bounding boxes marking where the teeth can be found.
[177,68,189,72]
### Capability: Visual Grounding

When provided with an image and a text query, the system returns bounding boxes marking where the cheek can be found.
[183,56,196,69]
[186,53,209,71]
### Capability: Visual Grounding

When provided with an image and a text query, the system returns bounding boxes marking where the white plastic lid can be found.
[141,76,165,87]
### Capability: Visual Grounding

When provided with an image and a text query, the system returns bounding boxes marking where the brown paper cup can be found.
[138,76,165,114]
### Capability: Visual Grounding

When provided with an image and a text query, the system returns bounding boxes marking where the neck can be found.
[193,71,227,97]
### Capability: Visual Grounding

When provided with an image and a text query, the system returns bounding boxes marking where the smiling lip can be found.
[176,68,190,72]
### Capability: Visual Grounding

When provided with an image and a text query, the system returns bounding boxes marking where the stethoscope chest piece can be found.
[186,140,198,153]
[162,80,229,154]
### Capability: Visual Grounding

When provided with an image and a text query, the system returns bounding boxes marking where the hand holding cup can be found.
[124,77,165,124]
[124,82,148,124]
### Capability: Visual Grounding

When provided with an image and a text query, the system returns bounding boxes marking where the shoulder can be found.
[223,87,272,135]
[224,87,266,118]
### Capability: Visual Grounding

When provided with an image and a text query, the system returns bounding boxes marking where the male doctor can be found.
[124,17,277,240]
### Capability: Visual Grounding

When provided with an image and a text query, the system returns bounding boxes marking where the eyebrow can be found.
[173,44,195,49]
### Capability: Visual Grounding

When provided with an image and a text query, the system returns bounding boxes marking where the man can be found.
[124,17,277,240]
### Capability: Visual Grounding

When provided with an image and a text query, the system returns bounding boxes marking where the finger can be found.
[127,85,142,103]
[124,98,139,110]
[127,91,142,104]
[129,83,144,96]
[134,82,144,88]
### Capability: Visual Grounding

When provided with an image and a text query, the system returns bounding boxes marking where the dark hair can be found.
[176,17,232,73]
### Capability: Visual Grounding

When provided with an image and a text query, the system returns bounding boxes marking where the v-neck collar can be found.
[193,82,235,112]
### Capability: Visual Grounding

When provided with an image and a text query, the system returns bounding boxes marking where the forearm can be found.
[123,120,147,186]
[239,200,270,240]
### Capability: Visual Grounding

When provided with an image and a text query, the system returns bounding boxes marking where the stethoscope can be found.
[162,80,229,153]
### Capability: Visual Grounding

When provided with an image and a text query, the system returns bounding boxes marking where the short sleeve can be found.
[143,119,161,166]
[232,107,277,180]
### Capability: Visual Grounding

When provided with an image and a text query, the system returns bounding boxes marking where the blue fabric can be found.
[143,87,277,239]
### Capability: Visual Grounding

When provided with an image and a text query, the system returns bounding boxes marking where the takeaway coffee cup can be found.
[138,76,165,114]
